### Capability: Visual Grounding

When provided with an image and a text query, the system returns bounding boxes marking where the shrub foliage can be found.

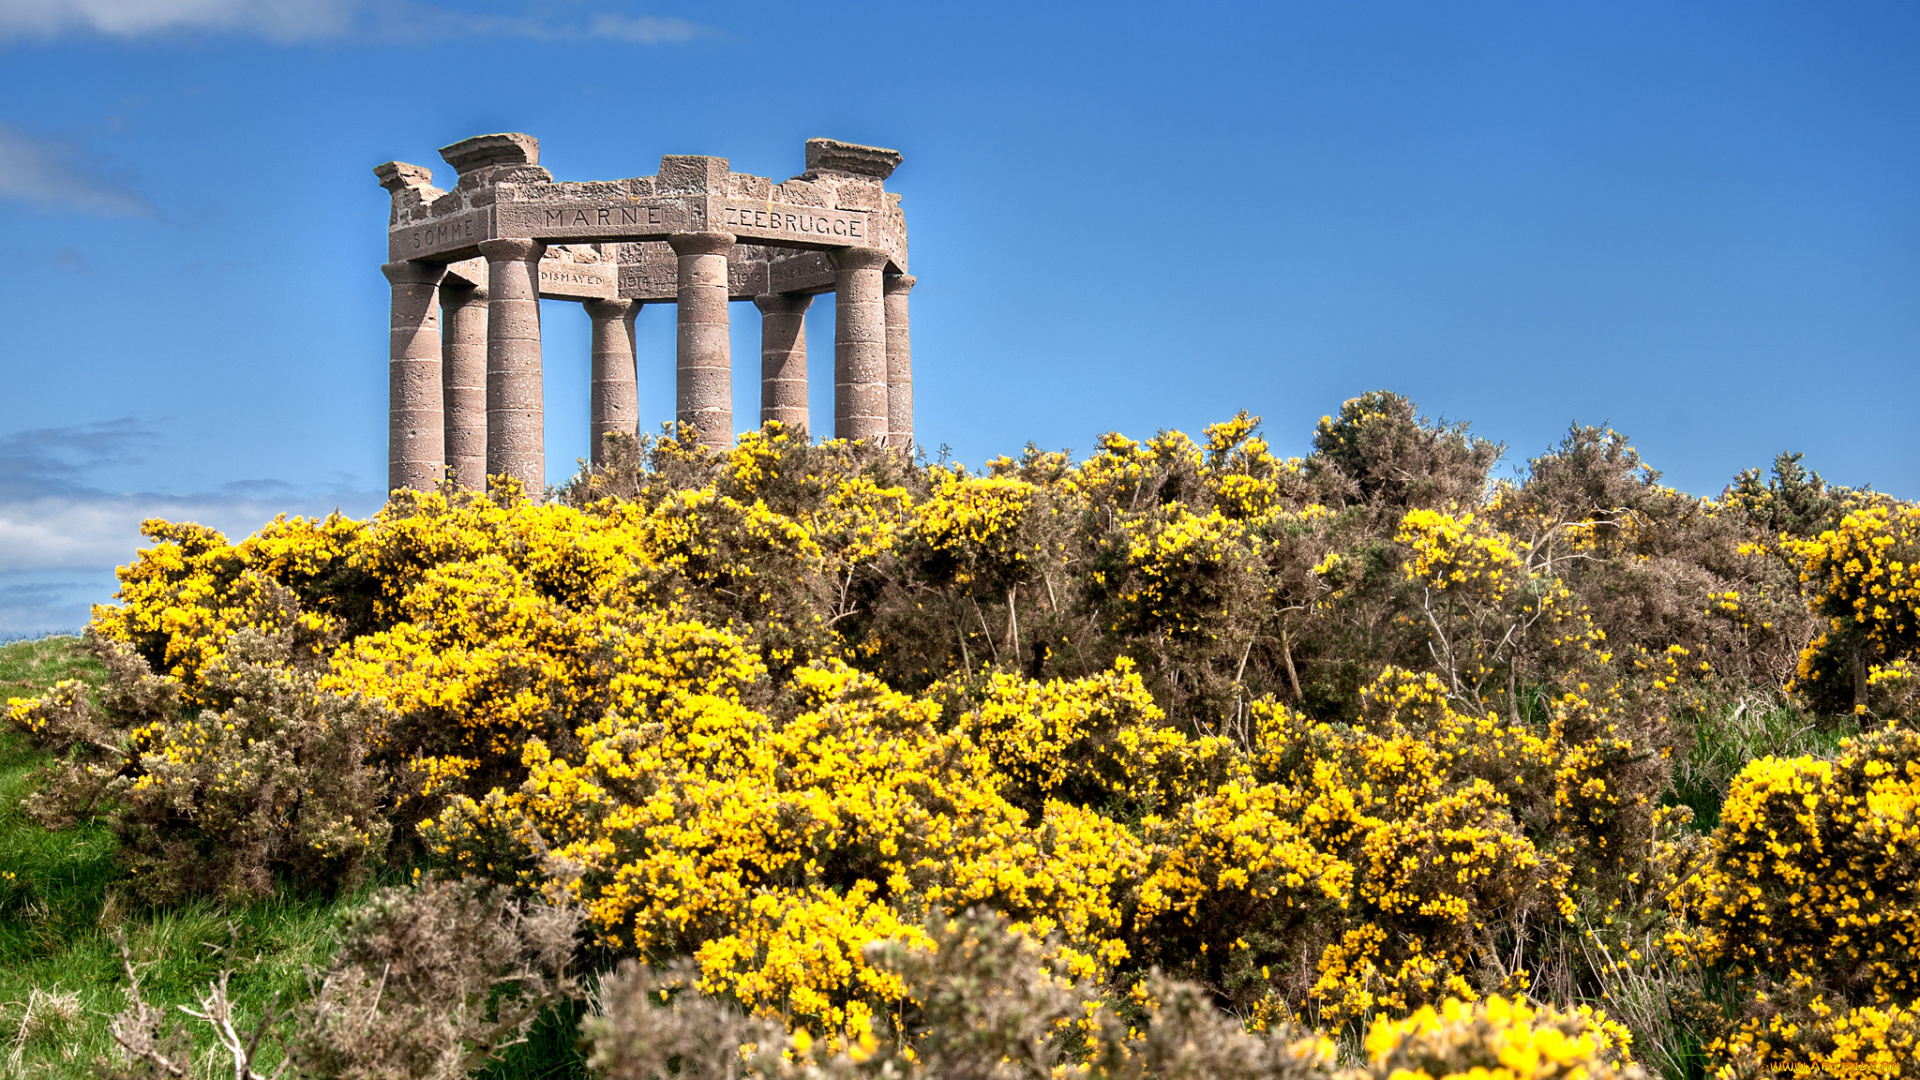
[10,397,1920,1078]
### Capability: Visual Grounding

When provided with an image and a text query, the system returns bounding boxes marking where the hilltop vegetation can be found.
[7,391,1920,1079]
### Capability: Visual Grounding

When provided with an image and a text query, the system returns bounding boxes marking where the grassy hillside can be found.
[0,637,348,1077]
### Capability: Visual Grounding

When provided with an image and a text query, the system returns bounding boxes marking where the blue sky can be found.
[1,0,1916,635]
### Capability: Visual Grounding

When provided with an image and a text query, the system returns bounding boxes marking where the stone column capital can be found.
[382,260,446,286]
[830,247,891,273]
[478,237,546,262]
[667,231,736,257]
[883,273,916,296]
[584,297,636,321]
[753,292,814,316]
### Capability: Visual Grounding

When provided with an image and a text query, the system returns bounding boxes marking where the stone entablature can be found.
[375,133,914,497]
[381,137,908,277]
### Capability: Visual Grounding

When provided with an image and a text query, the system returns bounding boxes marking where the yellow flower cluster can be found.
[426,654,1160,1033]
[1202,411,1304,520]
[909,473,1041,593]
[1674,728,1920,1076]
[1116,508,1253,641]
[1717,997,1920,1079]
[1362,995,1640,1080]
[1786,505,1920,717]
[961,659,1197,811]
[1685,728,1920,1003]
[1398,509,1525,599]
[1788,505,1920,658]
[48,418,1700,1047]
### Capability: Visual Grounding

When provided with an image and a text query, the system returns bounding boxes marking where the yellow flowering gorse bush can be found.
[13,397,1907,1077]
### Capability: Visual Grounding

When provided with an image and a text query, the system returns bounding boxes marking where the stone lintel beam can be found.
[830,247,890,443]
[391,133,906,265]
[754,293,812,435]
[613,245,839,304]
[883,273,916,452]
[668,231,735,450]
[443,257,487,289]
[383,260,447,494]
[478,237,547,497]
[768,250,837,297]
[538,247,618,301]
[585,298,640,465]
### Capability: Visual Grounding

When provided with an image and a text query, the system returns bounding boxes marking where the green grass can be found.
[0,635,106,705]
[1669,694,1861,832]
[481,1000,592,1080]
[0,637,354,1077]
[0,636,592,1078]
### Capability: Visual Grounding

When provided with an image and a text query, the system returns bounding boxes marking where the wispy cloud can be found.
[0,419,389,636]
[0,419,379,636]
[583,12,700,43]
[0,489,336,572]
[0,123,155,216]
[0,0,711,42]
[0,572,109,638]
[0,421,388,637]
[0,418,379,576]
[0,0,352,40]
[0,418,156,499]
[8,245,93,271]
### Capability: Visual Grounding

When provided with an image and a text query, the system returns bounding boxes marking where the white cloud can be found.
[0,0,711,42]
[0,488,382,636]
[0,572,110,638]
[0,0,351,39]
[0,419,380,575]
[0,124,155,216]
[0,492,307,572]
[0,423,389,635]
[586,12,701,43]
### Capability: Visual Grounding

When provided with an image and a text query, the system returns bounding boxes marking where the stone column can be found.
[883,273,915,451]
[440,278,488,490]
[754,292,811,435]
[624,302,644,429]
[831,248,890,443]
[586,298,639,466]
[383,260,446,494]
[478,238,546,496]
[669,232,735,450]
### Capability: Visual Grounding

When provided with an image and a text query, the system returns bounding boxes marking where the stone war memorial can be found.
[374,132,914,495]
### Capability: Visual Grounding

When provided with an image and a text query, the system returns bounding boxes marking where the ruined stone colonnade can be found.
[375,132,915,495]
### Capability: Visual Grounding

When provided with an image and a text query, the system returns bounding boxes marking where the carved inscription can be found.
[767,250,836,295]
[616,245,678,301]
[546,204,662,229]
[501,199,690,240]
[723,202,868,245]
[537,259,615,300]
[388,209,489,261]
